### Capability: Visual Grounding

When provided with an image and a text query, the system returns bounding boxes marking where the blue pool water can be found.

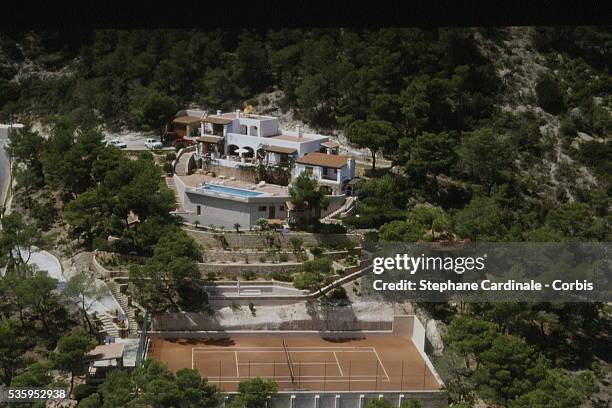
[201,183,263,197]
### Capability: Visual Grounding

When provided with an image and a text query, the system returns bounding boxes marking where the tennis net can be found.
[282,339,296,384]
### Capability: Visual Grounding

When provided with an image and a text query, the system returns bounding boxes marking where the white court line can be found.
[333,351,343,376]
[191,346,377,351]
[238,362,339,366]
[210,378,390,383]
[193,350,375,354]
[371,348,390,381]
[192,347,391,383]
[204,375,385,379]
[235,351,239,377]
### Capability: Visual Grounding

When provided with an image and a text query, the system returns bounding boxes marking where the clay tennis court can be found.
[147,334,441,392]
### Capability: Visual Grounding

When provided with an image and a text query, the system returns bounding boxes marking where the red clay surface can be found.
[147,335,440,392]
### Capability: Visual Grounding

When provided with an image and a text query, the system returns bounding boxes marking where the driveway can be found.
[4,247,125,317]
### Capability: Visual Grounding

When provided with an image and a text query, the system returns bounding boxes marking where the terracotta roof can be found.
[321,141,340,148]
[263,145,297,154]
[173,116,202,125]
[295,152,350,169]
[204,116,232,125]
[195,135,224,144]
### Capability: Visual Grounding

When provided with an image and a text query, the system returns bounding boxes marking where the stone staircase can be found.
[164,177,185,212]
[108,281,139,337]
[321,196,357,224]
[97,313,119,338]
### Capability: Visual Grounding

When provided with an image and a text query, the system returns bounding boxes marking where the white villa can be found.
[169,109,357,229]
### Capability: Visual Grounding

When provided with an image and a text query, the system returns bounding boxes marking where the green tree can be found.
[50,328,95,393]
[408,132,457,190]
[77,393,102,408]
[535,75,566,114]
[546,202,606,240]
[0,318,28,385]
[444,315,499,369]
[509,369,595,408]
[95,370,133,407]
[63,190,103,245]
[343,175,408,229]
[457,128,514,195]
[9,362,52,388]
[452,196,508,241]
[0,213,43,271]
[473,335,548,403]
[366,398,394,408]
[230,378,277,408]
[400,400,424,408]
[131,88,178,134]
[6,126,44,170]
[346,120,396,172]
[288,172,330,227]
[386,205,452,241]
[130,229,204,313]
[64,271,106,334]
[15,271,61,333]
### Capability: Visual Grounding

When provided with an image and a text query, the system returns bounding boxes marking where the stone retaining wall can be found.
[91,251,129,278]
[203,249,358,263]
[152,312,393,332]
[197,262,302,276]
[185,228,363,250]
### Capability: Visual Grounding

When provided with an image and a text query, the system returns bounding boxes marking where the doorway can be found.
[268,205,276,219]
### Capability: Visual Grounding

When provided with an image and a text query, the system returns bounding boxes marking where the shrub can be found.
[165,152,177,161]
[327,286,348,302]
[301,257,333,274]
[73,384,97,401]
[310,247,324,257]
[242,271,256,281]
[268,271,293,282]
[174,141,187,151]
[535,75,566,114]
[162,162,174,174]
[364,231,379,242]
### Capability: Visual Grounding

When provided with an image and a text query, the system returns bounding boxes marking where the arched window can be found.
[249,125,258,136]
[239,125,248,135]
[228,145,240,156]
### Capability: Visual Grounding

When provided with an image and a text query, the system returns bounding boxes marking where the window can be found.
[258,206,267,212]
[305,166,314,174]
[197,205,201,215]
[279,205,285,212]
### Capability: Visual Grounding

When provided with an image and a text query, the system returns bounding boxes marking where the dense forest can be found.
[0,27,610,407]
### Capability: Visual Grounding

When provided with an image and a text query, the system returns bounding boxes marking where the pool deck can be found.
[178,173,289,197]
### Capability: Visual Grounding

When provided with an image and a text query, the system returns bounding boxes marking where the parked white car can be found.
[107,139,127,149]
[144,138,163,149]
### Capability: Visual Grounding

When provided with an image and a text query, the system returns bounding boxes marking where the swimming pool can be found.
[201,183,263,197]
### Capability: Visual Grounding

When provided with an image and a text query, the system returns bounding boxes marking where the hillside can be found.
[0,27,610,408]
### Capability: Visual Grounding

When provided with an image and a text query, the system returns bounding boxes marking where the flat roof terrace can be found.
[147,334,441,393]
[178,173,289,197]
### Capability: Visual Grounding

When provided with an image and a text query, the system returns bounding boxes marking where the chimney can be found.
[236,109,241,118]
[216,110,222,116]
[297,125,302,138]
